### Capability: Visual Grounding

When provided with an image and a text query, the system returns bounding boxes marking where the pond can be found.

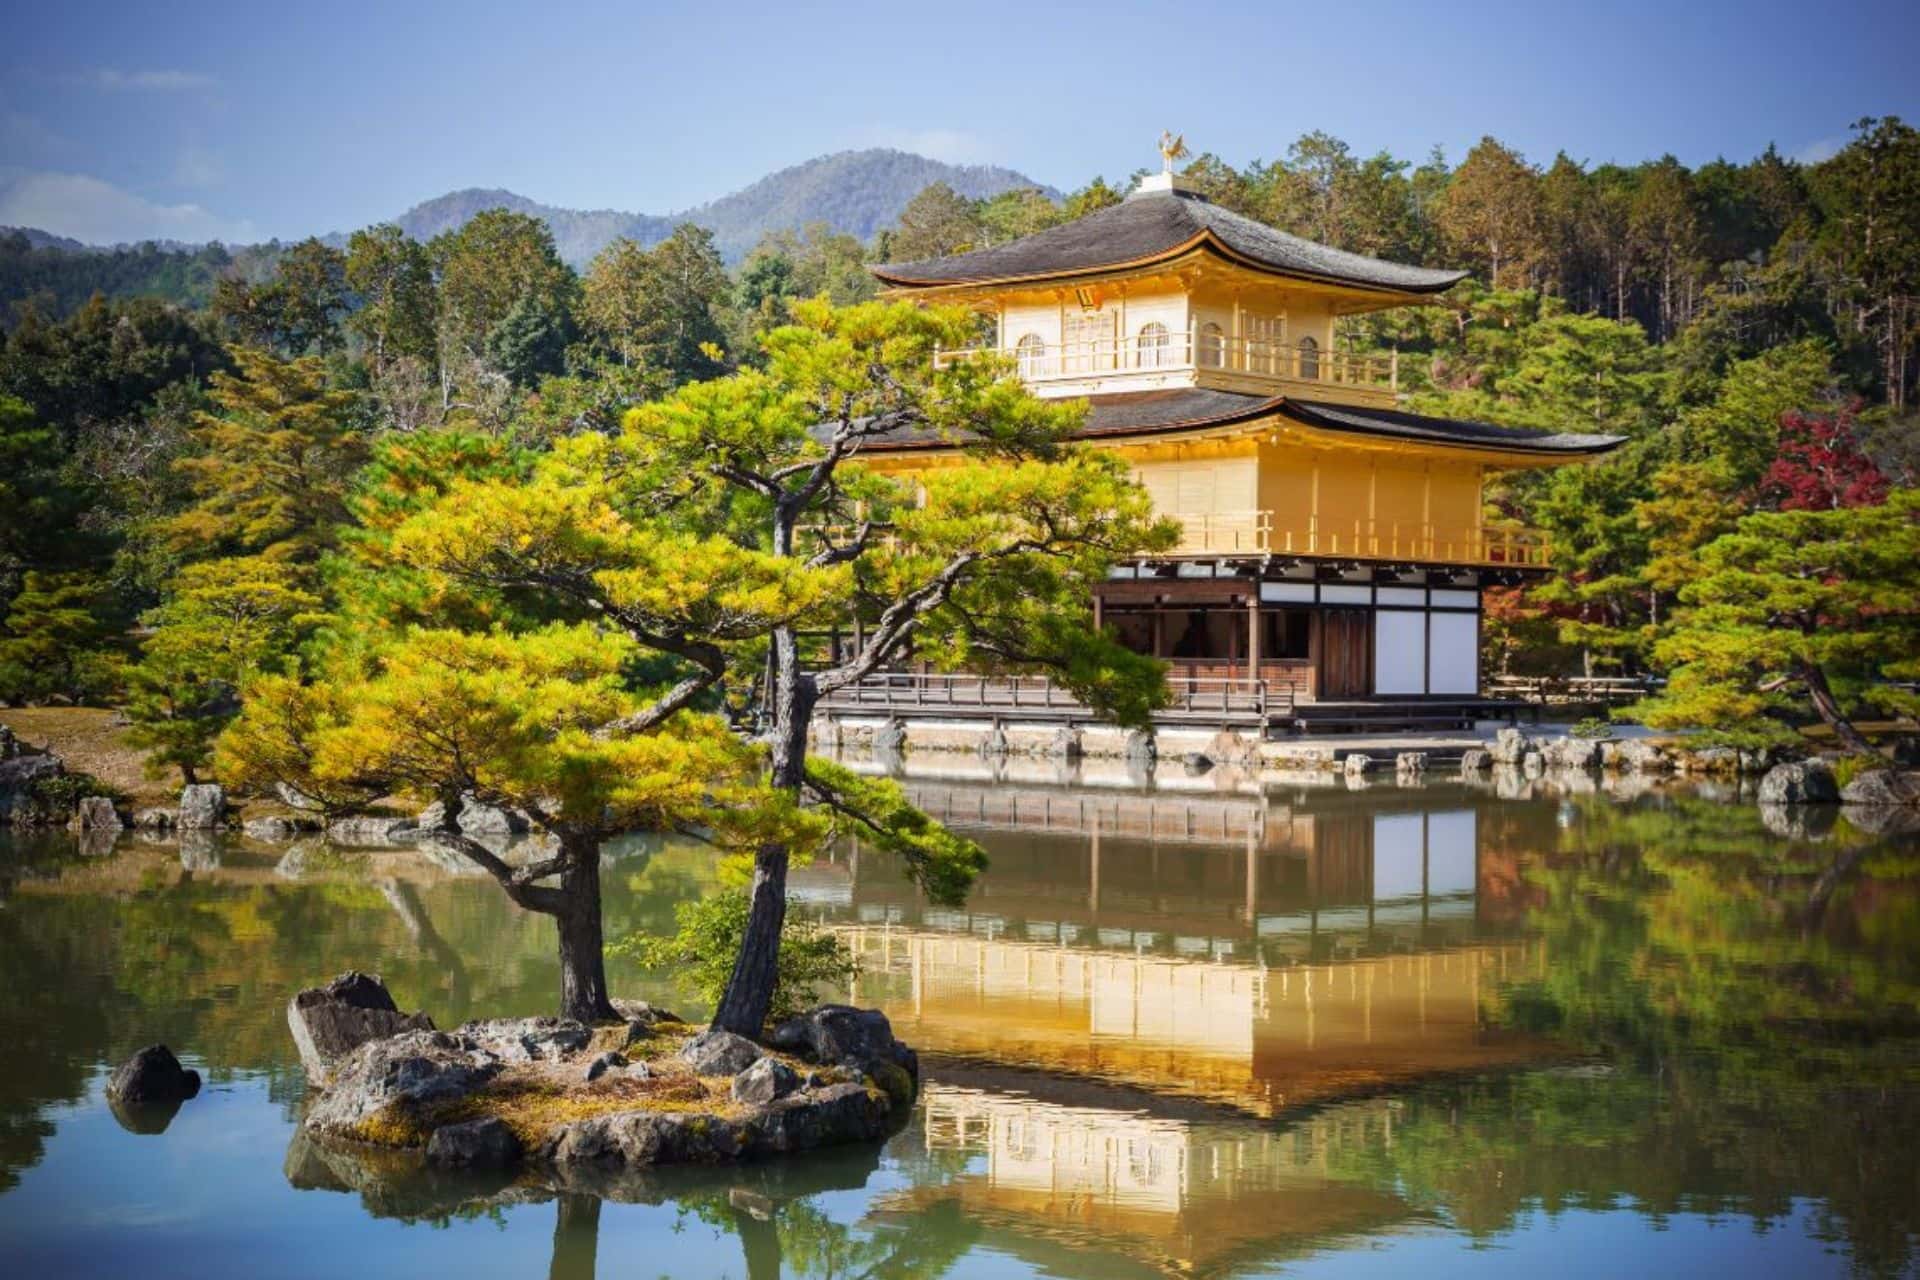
[1,762,1916,1278]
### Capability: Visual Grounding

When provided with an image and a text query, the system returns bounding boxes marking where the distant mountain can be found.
[384,149,1058,266]
[2,227,93,254]
[1,148,1059,318]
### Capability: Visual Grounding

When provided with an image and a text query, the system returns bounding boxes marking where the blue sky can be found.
[4,0,1917,245]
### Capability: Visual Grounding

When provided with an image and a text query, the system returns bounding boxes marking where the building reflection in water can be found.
[792,764,1563,1273]
[799,766,1554,1118]
[883,1082,1413,1277]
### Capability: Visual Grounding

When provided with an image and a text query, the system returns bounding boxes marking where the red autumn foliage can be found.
[1759,404,1891,511]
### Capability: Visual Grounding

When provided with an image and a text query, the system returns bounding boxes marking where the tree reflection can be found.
[1331,793,1920,1277]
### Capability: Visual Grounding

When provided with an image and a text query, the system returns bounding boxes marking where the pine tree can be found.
[165,347,368,563]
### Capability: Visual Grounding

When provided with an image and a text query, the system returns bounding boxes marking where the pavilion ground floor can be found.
[817,557,1537,735]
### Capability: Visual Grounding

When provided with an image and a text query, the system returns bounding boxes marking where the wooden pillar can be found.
[1092,591,1103,632]
[1246,596,1260,687]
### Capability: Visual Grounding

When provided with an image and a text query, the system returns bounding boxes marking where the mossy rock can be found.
[868,1060,915,1109]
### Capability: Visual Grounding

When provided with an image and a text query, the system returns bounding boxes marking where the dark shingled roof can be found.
[840,388,1624,456]
[873,187,1468,295]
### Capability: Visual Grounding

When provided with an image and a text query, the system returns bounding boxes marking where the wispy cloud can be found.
[65,68,215,92]
[0,170,255,245]
[865,127,997,165]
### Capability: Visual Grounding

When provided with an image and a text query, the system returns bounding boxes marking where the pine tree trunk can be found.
[711,621,815,1037]
[1798,660,1879,757]
[555,838,618,1023]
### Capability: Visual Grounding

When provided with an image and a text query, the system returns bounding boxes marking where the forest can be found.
[0,117,1916,756]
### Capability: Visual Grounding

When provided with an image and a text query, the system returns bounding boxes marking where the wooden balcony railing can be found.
[797,514,1551,568]
[935,330,1398,392]
[1167,511,1552,567]
[817,670,1286,724]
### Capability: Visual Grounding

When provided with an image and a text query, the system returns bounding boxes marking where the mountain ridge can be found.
[8,148,1059,268]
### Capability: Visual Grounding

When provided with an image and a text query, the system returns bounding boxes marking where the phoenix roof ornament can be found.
[1157,131,1189,174]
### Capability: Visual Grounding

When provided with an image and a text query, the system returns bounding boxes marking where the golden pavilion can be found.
[840,144,1622,731]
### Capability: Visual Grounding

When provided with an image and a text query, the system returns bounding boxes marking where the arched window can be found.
[1296,334,1320,380]
[1197,321,1226,368]
[1014,332,1046,379]
[1136,322,1171,368]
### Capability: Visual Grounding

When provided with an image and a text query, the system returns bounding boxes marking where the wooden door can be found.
[1318,609,1371,698]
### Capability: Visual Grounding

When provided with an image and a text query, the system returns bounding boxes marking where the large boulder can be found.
[1541,736,1602,770]
[425,1117,523,1170]
[1840,769,1920,808]
[731,1056,801,1106]
[679,1028,764,1076]
[68,795,123,831]
[288,971,435,1083]
[1610,738,1673,774]
[177,783,228,830]
[766,1005,918,1088]
[1758,760,1839,806]
[459,1017,591,1064]
[0,752,67,825]
[303,1029,503,1140]
[107,1044,202,1106]
[537,1080,892,1170]
[1489,727,1532,765]
[1459,748,1493,774]
[1682,745,1741,775]
[748,1081,894,1157]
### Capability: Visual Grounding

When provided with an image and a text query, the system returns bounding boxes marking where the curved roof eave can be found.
[872,231,1468,298]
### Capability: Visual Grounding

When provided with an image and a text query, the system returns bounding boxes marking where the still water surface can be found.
[1,762,1916,1278]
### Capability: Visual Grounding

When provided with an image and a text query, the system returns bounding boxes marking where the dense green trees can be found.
[0,119,1913,753]
[209,299,1168,1025]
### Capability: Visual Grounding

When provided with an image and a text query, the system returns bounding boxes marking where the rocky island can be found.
[288,973,918,1179]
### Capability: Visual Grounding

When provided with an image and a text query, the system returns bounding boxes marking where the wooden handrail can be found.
[817,669,1289,722]
[935,330,1398,392]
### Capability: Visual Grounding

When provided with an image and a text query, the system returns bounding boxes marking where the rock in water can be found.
[1611,739,1672,774]
[1343,754,1372,777]
[107,1044,201,1105]
[303,1029,503,1139]
[426,1117,523,1170]
[1840,769,1920,807]
[1543,737,1602,770]
[767,1005,918,1086]
[1459,749,1492,774]
[679,1028,765,1076]
[1758,760,1839,806]
[731,1056,800,1105]
[68,795,122,831]
[1490,728,1532,765]
[0,752,66,826]
[288,971,435,1083]
[177,784,227,830]
[1395,752,1427,776]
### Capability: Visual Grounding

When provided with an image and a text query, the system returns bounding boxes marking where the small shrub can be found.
[616,888,855,1030]
[1830,753,1884,792]
[1570,717,1616,741]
